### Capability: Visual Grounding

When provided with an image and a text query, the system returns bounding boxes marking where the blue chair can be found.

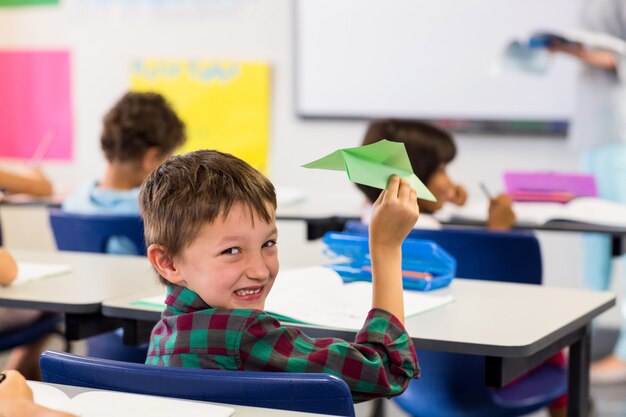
[49,209,146,256]
[343,221,565,417]
[344,220,542,284]
[48,209,148,363]
[0,314,64,351]
[40,350,355,417]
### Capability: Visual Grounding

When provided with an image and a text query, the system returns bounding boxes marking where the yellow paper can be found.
[130,60,270,173]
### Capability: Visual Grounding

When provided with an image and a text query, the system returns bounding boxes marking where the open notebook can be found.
[441,197,626,228]
[11,262,72,285]
[133,266,454,331]
[28,381,235,417]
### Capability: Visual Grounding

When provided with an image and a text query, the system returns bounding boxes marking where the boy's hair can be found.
[101,92,186,163]
[139,150,277,284]
[357,119,457,203]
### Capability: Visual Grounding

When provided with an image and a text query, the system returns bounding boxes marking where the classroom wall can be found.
[0,0,600,303]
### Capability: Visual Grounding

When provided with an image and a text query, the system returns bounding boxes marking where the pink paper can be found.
[0,50,73,161]
[504,171,597,198]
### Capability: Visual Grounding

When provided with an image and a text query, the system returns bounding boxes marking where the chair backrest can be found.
[40,351,355,417]
[344,221,542,285]
[49,209,146,256]
[0,315,62,351]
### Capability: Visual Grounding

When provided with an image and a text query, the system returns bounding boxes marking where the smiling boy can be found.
[141,149,420,401]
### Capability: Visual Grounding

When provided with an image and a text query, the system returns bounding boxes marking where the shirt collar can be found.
[165,285,211,314]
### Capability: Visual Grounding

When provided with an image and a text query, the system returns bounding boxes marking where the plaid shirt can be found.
[146,285,419,402]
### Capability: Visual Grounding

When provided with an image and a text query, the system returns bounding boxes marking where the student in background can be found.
[142,150,420,401]
[62,91,186,255]
[0,168,52,197]
[549,0,626,384]
[356,119,516,230]
[357,119,566,416]
[0,250,48,380]
[0,370,76,417]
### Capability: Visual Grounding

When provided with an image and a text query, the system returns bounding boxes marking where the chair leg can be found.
[53,330,72,353]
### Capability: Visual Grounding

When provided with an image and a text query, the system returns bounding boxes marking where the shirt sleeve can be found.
[237,308,419,402]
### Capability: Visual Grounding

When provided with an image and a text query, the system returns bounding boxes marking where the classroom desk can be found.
[442,217,626,257]
[102,278,615,417]
[0,193,64,207]
[37,382,335,417]
[276,194,626,257]
[0,249,154,340]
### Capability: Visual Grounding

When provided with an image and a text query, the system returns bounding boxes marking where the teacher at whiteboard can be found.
[550,0,626,385]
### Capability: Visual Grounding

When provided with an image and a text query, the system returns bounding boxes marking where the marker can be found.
[362,265,432,280]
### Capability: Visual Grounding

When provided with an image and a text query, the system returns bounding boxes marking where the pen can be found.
[479,182,493,200]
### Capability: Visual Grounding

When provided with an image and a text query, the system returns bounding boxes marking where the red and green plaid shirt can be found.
[146,285,419,402]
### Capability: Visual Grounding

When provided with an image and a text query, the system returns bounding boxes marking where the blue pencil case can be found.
[322,232,457,291]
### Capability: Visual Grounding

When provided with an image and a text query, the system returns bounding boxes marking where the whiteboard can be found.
[295,0,583,123]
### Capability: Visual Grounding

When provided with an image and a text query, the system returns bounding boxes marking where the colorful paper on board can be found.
[130,60,270,173]
[0,50,73,160]
[0,0,58,6]
[302,140,436,201]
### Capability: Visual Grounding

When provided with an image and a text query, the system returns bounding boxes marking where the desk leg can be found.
[568,324,591,417]
[611,235,624,257]
[65,313,122,341]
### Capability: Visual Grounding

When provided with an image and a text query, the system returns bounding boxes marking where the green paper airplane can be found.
[302,140,436,202]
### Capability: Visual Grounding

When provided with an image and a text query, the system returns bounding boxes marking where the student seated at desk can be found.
[357,120,567,416]
[0,167,52,197]
[62,92,186,255]
[141,150,420,401]
[0,250,48,381]
[0,370,76,417]
[357,119,516,230]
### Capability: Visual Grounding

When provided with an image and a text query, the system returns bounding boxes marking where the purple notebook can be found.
[504,171,597,198]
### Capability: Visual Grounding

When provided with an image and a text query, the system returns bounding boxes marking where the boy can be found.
[141,150,420,401]
[63,91,186,254]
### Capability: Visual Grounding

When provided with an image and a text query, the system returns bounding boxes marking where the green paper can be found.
[302,140,436,202]
[0,0,58,6]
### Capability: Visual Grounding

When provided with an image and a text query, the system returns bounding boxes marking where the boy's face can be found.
[172,202,279,310]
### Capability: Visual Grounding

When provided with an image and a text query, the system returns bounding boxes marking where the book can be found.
[530,30,626,54]
[28,380,235,417]
[11,262,72,286]
[494,29,626,76]
[443,197,626,228]
[133,266,455,331]
[503,171,597,202]
[265,266,454,330]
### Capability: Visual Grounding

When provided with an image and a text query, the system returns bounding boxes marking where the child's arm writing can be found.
[0,169,53,197]
[487,193,516,230]
[369,176,420,324]
[0,370,77,417]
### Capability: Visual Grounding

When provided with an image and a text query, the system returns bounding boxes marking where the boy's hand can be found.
[487,194,516,230]
[370,175,420,247]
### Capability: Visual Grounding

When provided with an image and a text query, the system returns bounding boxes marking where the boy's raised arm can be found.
[369,175,420,324]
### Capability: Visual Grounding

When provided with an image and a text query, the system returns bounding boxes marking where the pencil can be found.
[479,182,493,200]
[28,129,56,169]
